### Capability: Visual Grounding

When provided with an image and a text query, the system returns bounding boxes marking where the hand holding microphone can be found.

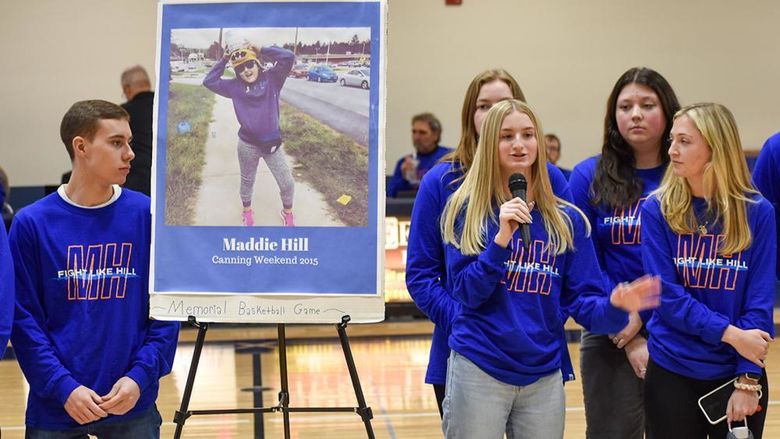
[494,173,533,249]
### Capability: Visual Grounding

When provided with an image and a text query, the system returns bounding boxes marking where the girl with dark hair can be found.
[569,67,680,439]
[405,69,574,417]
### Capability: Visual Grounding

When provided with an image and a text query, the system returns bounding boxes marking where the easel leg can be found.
[173,316,209,439]
[252,351,265,439]
[337,315,375,439]
[277,324,291,439]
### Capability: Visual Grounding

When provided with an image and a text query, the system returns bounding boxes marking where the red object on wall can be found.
[445,0,462,5]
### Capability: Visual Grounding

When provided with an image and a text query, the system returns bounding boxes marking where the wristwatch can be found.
[744,372,761,382]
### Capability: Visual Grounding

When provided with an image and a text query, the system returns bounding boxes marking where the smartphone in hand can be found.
[698,378,737,425]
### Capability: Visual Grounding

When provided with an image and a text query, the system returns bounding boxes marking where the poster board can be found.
[149,0,386,323]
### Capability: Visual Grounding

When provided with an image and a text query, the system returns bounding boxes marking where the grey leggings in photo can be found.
[237,138,295,209]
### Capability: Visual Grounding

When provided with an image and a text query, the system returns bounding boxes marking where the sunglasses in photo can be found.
[235,62,257,74]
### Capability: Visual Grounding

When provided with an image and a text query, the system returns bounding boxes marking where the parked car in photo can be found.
[307,65,338,83]
[289,64,309,78]
[339,68,370,89]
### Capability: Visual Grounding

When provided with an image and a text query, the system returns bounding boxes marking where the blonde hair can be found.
[441,100,588,255]
[442,69,526,174]
[656,102,757,255]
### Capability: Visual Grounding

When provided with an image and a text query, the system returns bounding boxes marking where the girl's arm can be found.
[202,58,233,98]
[446,239,510,310]
[560,211,632,334]
[446,198,531,309]
[260,46,295,83]
[732,201,776,375]
[405,171,459,329]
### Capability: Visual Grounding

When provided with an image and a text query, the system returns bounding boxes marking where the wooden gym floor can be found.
[1,320,779,438]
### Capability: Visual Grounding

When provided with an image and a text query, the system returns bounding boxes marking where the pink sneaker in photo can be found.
[280,210,295,227]
[242,209,254,226]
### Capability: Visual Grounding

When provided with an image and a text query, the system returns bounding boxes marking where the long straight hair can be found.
[441,100,588,256]
[592,67,680,209]
[656,103,758,255]
[442,69,526,174]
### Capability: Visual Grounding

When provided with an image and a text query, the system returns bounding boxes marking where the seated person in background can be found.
[387,112,452,197]
[9,100,179,435]
[545,133,572,180]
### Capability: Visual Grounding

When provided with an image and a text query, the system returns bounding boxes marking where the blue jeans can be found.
[443,351,565,439]
[25,405,162,439]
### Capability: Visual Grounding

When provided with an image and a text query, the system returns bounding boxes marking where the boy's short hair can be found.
[60,100,129,160]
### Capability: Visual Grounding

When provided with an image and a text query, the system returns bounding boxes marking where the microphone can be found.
[508,173,530,250]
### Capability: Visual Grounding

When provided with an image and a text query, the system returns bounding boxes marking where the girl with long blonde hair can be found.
[641,103,775,438]
[404,69,574,417]
[440,99,659,438]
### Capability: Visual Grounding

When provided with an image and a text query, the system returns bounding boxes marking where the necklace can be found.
[698,210,718,235]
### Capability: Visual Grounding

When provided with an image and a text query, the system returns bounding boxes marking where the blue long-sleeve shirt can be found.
[641,195,776,380]
[752,132,780,278]
[405,162,574,385]
[0,224,12,357]
[447,205,628,386]
[386,145,452,197]
[570,156,665,322]
[9,188,179,429]
[203,47,294,147]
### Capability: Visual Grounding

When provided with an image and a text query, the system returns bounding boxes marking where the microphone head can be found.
[508,173,527,192]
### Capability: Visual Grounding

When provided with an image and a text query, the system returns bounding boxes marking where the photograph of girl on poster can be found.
[165,27,371,228]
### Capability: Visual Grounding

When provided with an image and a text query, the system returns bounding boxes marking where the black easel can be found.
[172,315,375,439]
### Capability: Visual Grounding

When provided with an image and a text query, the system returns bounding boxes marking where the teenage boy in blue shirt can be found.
[9,100,179,437]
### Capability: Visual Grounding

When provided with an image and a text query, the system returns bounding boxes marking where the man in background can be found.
[387,112,451,197]
[120,65,155,196]
[545,133,571,180]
